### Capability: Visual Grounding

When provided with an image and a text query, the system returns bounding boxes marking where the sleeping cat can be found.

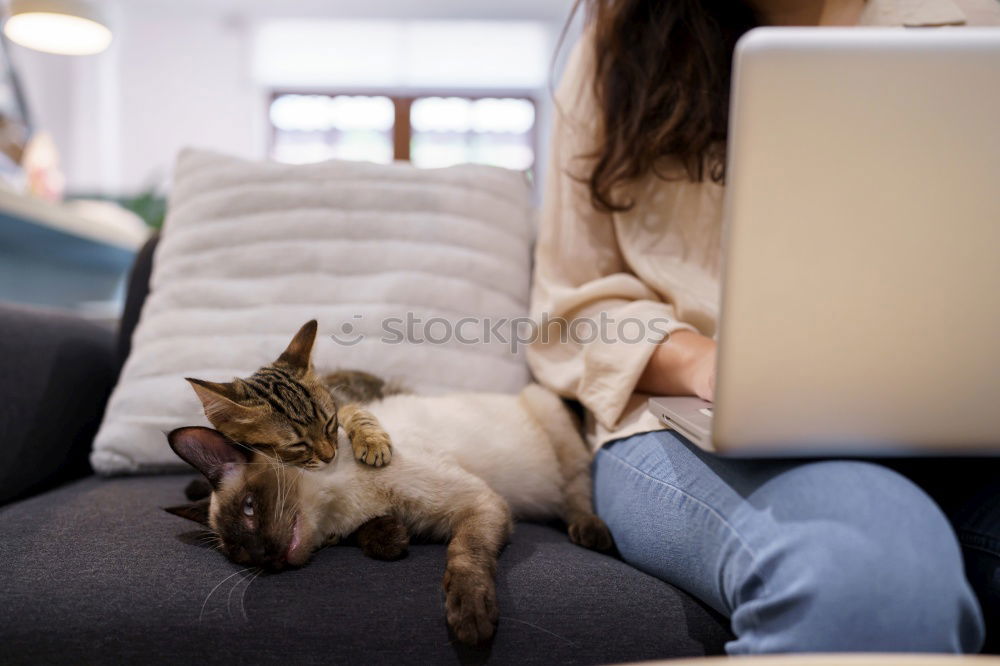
[185,321,395,469]
[167,322,613,645]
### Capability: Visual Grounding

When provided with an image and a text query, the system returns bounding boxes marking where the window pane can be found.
[410,97,534,171]
[270,94,394,165]
[471,98,535,134]
[469,135,534,171]
[410,134,471,169]
[411,97,473,134]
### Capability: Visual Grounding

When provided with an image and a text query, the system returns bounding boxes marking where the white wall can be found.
[10,0,583,196]
[115,11,263,192]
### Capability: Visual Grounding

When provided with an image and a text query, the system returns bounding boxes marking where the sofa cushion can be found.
[0,475,731,664]
[0,304,116,506]
[92,149,536,474]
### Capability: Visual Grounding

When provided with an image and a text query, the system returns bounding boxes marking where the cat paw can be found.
[353,430,392,467]
[357,515,409,560]
[568,514,614,551]
[443,567,499,645]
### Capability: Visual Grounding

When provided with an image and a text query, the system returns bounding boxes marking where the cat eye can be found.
[290,442,309,451]
[242,495,254,517]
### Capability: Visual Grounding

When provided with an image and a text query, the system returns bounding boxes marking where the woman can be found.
[529,0,1000,654]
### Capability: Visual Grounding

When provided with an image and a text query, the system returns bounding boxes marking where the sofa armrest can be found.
[0,303,116,506]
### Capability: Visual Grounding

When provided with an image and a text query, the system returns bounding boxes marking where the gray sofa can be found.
[0,236,732,665]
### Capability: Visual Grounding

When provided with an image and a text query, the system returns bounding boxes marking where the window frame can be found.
[267,89,539,169]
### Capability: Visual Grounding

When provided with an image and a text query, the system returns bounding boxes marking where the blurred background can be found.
[0,0,581,321]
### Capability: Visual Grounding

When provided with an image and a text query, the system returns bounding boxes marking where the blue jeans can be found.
[593,429,989,654]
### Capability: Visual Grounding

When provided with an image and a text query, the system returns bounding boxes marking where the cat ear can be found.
[167,426,250,489]
[275,320,317,373]
[185,478,212,501]
[186,378,263,427]
[164,500,210,526]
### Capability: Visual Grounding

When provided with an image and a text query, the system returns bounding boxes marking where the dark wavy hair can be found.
[573,0,758,212]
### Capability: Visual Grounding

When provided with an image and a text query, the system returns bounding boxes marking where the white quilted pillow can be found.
[91,149,535,475]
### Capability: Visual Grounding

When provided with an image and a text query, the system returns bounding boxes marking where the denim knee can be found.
[728,462,984,654]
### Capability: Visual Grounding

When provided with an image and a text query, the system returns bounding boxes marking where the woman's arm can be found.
[637,330,717,402]
[527,31,702,429]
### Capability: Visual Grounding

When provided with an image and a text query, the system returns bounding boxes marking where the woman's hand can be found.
[637,329,717,402]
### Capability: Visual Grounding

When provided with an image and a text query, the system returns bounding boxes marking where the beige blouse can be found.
[527,0,1000,451]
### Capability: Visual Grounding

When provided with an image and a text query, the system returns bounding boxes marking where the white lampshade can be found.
[4,0,112,55]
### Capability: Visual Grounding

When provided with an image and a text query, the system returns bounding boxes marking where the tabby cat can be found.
[168,321,612,645]
[185,321,394,469]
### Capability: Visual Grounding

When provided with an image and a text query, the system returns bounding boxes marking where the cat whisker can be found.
[278,458,299,522]
[197,533,223,549]
[226,567,259,621]
[239,567,264,621]
[199,567,253,622]
[228,440,288,470]
[281,468,305,523]
[281,467,300,519]
[231,440,271,461]
[271,457,287,523]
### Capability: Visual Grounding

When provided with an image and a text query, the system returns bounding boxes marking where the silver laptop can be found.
[650,27,1000,456]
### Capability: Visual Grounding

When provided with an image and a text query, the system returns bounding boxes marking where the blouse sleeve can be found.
[526,30,698,431]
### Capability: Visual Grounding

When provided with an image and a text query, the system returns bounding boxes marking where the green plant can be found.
[118,188,168,230]
[68,185,168,229]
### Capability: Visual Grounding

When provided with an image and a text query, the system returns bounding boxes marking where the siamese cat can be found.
[167,321,612,645]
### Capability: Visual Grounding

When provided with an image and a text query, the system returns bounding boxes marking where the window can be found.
[410,97,535,170]
[269,93,536,171]
[270,94,395,165]
[256,19,548,173]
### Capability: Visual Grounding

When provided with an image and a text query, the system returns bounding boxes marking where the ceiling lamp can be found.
[4,0,113,56]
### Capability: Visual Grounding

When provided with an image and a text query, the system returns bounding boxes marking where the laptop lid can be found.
[713,28,1000,454]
